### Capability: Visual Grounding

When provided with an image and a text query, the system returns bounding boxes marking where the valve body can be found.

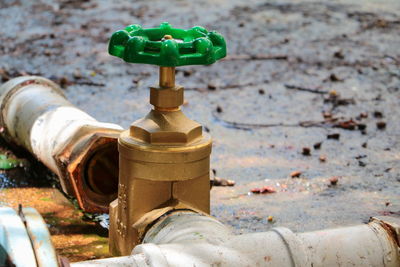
[108,23,226,255]
[109,67,212,255]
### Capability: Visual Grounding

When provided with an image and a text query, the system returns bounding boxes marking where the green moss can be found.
[0,154,23,169]
[57,237,111,260]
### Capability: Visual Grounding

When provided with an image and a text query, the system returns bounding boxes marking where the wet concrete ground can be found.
[1,0,400,261]
[1,187,110,262]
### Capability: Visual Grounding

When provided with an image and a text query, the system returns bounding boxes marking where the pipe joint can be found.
[0,76,123,212]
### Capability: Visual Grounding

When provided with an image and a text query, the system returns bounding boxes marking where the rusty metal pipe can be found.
[0,76,123,212]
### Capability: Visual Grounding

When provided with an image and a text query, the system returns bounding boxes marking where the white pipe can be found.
[72,212,400,266]
[0,76,121,181]
[0,76,123,212]
[0,207,37,266]
[298,222,399,266]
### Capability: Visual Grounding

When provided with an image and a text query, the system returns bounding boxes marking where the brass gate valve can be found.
[107,22,226,256]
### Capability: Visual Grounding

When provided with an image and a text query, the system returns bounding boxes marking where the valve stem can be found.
[159,66,175,88]
[159,35,175,88]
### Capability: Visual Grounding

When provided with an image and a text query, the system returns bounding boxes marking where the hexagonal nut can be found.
[150,85,183,108]
[130,110,202,144]
[55,125,121,213]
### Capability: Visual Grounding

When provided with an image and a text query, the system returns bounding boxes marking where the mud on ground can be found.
[0,0,399,262]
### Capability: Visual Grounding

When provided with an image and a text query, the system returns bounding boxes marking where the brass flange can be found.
[119,131,211,181]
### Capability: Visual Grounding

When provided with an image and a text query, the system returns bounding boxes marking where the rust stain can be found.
[56,128,120,213]
[378,221,400,247]
[264,256,272,262]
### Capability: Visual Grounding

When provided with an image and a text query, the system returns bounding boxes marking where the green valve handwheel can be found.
[108,22,226,67]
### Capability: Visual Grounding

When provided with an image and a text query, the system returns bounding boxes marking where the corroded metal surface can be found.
[58,127,121,212]
[0,76,122,213]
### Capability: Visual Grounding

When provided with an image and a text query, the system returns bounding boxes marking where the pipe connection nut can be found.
[0,76,122,213]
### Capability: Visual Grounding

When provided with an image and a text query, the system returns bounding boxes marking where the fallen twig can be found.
[223,54,288,61]
[213,113,366,131]
[74,81,105,87]
[284,84,328,95]
[219,79,269,89]
[186,80,269,91]
[323,92,356,111]
[213,113,326,130]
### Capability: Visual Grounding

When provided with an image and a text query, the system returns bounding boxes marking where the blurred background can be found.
[0,0,399,261]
